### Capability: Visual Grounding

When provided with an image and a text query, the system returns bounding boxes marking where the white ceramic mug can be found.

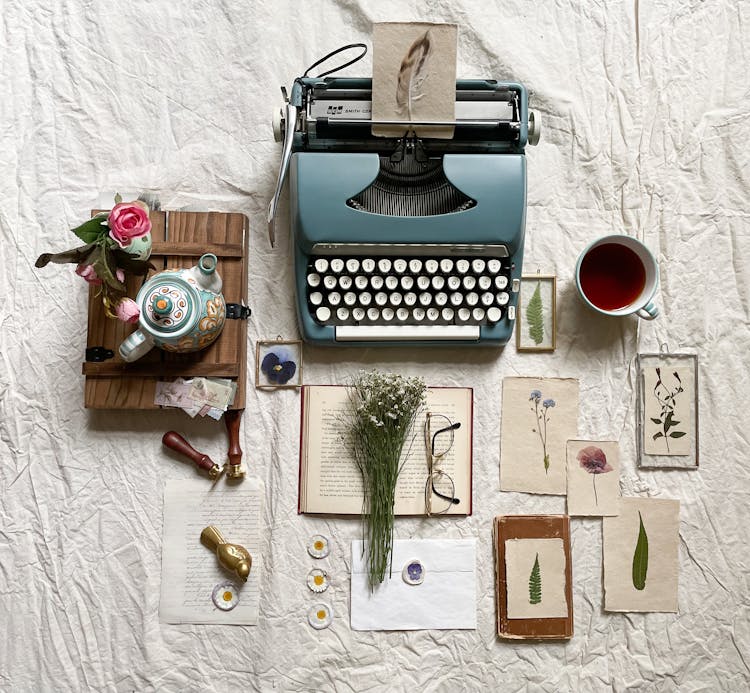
[575,235,659,320]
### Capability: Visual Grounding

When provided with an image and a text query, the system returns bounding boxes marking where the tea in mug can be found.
[578,243,646,311]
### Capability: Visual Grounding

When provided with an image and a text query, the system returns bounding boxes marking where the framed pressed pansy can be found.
[255,337,303,389]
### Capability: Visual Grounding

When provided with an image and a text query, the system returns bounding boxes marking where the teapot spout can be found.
[195,253,223,294]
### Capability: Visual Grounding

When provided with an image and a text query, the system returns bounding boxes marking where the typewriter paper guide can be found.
[372,22,457,139]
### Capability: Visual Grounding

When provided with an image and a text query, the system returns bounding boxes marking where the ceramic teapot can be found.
[119,253,226,362]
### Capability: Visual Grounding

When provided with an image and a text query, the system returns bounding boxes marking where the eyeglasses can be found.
[424,412,461,516]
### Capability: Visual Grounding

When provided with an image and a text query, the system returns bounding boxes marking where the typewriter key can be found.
[487,307,502,322]
[323,275,337,290]
[487,259,502,274]
[309,292,323,306]
[403,292,417,306]
[393,259,408,273]
[426,308,440,321]
[419,292,432,307]
[362,258,376,273]
[495,275,508,290]
[354,275,368,289]
[385,276,398,290]
[466,292,479,306]
[370,275,384,290]
[327,292,341,306]
[440,259,454,273]
[409,259,423,273]
[330,258,344,273]
[425,259,439,274]
[458,307,471,322]
[473,307,486,322]
[314,258,328,273]
[396,308,409,321]
[352,307,365,321]
[344,292,357,306]
[463,276,476,290]
[389,293,402,306]
[450,292,463,306]
[431,276,445,290]
[346,258,360,273]
[496,292,510,305]
[442,307,455,321]
[358,292,372,306]
[378,258,392,273]
[478,276,492,290]
[413,307,426,321]
[472,259,486,273]
[367,307,380,321]
[338,276,352,290]
[416,276,430,290]
[307,273,321,287]
[447,276,461,290]
[374,292,387,306]
[316,306,331,322]
[382,307,394,321]
[400,276,414,290]
[481,292,494,306]
[337,307,350,321]
[456,259,470,274]
[434,292,448,306]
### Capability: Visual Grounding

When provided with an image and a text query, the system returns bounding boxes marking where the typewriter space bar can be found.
[336,325,480,342]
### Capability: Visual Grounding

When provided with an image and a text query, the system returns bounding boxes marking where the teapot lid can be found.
[139,274,200,338]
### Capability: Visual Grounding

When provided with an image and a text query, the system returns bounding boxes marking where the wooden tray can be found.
[82,211,249,410]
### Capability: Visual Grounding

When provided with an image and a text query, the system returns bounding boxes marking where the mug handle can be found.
[637,301,659,321]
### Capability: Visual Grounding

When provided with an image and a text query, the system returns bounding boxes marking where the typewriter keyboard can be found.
[305,256,514,337]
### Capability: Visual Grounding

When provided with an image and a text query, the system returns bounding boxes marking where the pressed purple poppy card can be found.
[255,338,302,389]
[566,440,620,516]
[500,377,579,495]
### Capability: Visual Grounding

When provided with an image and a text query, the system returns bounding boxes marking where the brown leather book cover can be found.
[494,514,573,639]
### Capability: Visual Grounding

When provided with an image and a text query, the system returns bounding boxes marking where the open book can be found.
[299,385,473,515]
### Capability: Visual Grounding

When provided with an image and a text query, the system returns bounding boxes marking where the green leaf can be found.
[528,553,542,604]
[650,418,662,425]
[652,432,664,440]
[526,281,544,345]
[35,243,97,268]
[632,511,649,591]
[669,431,687,438]
[71,215,108,244]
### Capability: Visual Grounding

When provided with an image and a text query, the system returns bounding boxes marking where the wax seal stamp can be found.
[307,534,330,559]
[211,581,240,611]
[307,568,329,593]
[307,603,333,629]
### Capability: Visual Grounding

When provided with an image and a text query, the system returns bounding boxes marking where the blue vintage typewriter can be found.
[268,69,540,346]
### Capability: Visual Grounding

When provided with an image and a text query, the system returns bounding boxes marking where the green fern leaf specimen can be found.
[528,553,542,604]
[526,282,544,345]
[632,511,649,591]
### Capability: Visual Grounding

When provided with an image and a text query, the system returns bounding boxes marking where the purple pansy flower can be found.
[407,562,423,581]
[261,350,297,385]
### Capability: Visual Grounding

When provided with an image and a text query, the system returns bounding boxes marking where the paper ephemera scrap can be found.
[371,22,457,139]
[500,377,579,495]
[566,440,620,516]
[603,497,680,612]
[505,538,568,619]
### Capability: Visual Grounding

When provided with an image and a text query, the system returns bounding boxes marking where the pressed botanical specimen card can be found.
[636,353,699,468]
[603,497,680,612]
[566,440,620,516]
[516,274,557,352]
[500,377,579,495]
[505,538,568,619]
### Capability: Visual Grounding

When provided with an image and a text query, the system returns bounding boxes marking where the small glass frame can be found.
[516,273,557,352]
[255,337,303,389]
[636,352,699,469]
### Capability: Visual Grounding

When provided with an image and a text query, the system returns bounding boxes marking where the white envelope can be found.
[350,538,477,630]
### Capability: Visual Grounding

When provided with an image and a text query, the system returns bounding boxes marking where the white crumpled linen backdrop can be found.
[2,1,749,690]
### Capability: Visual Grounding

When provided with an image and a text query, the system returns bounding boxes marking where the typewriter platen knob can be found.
[272,107,284,143]
[528,111,541,146]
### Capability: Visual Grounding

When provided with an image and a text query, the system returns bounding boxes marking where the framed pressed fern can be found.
[516,273,557,352]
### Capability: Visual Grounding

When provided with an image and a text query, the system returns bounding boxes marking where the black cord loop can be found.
[302,43,368,79]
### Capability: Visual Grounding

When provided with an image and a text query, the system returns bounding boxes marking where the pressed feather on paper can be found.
[395,30,432,120]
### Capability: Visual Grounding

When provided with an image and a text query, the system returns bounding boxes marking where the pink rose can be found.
[107,201,152,248]
[76,263,102,285]
[116,268,125,284]
[115,297,141,324]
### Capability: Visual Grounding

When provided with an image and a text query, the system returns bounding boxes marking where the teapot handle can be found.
[119,329,155,362]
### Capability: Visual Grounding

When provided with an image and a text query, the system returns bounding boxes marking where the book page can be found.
[159,478,263,625]
[301,386,472,515]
